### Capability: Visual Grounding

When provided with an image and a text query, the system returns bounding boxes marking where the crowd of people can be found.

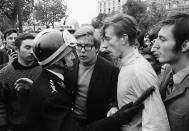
[0,12,188,131]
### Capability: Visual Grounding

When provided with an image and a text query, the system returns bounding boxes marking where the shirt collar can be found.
[46,69,64,81]
[121,48,140,66]
[173,66,189,85]
[12,58,39,70]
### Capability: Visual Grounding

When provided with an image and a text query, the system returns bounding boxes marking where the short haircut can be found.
[4,28,18,39]
[101,13,140,46]
[148,24,161,42]
[74,25,100,49]
[160,13,189,53]
[15,33,35,49]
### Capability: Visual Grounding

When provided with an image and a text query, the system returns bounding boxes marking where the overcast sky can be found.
[65,0,98,25]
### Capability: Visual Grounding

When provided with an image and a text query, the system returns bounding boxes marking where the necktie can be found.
[166,72,174,95]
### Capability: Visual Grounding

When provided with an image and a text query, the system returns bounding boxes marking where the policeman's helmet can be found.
[60,15,79,34]
[33,29,77,68]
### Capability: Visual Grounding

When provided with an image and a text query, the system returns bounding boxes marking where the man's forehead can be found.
[7,33,17,37]
[159,25,174,35]
[21,39,34,46]
[77,36,94,44]
[104,26,116,36]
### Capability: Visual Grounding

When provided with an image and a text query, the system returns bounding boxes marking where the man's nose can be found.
[81,47,85,53]
[151,39,160,52]
[12,37,17,41]
[30,48,34,54]
[72,53,76,60]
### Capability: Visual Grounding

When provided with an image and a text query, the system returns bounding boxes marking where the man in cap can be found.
[16,29,154,131]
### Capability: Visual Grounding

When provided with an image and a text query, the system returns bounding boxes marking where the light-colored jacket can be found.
[117,49,170,131]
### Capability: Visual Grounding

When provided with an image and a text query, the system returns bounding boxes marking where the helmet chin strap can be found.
[61,58,69,73]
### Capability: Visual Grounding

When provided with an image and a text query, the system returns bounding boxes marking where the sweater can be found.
[0,59,42,128]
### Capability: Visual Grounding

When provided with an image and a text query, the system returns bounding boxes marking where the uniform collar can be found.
[46,69,64,81]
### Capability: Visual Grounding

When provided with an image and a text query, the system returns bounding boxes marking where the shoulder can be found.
[31,65,43,74]
[97,56,119,71]
[31,70,51,94]
[120,60,157,83]
[0,64,13,76]
[0,48,6,54]
[35,70,49,82]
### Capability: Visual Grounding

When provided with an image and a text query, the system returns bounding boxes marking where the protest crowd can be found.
[0,12,189,131]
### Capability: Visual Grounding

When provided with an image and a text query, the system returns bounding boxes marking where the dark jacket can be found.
[64,56,120,123]
[0,59,41,130]
[0,47,8,69]
[159,68,189,131]
[27,69,120,131]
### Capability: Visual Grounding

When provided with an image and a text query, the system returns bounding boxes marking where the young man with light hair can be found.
[101,13,170,131]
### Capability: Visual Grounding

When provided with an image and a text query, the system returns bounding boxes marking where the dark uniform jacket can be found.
[27,69,120,131]
[159,67,189,131]
[64,56,120,123]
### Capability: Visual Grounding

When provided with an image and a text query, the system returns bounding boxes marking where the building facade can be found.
[147,0,189,14]
[97,0,127,14]
[98,0,189,15]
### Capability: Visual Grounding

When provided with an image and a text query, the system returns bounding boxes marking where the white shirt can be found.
[117,49,170,131]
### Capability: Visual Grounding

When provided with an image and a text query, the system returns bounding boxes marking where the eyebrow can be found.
[24,45,32,47]
[158,35,166,39]
[104,35,110,39]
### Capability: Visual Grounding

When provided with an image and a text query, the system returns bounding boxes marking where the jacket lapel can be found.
[73,59,80,90]
[88,56,102,94]
[164,74,189,102]
[159,66,172,100]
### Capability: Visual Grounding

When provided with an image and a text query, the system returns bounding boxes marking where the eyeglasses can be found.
[76,44,94,51]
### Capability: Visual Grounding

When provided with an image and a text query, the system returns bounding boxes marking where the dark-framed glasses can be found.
[76,43,94,51]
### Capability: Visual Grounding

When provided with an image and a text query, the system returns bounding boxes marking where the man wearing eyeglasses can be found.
[64,25,120,125]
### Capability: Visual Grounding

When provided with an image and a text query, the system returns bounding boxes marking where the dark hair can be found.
[160,13,189,53]
[101,13,140,46]
[137,31,146,48]
[15,33,35,48]
[74,26,100,49]
[4,28,18,40]
[0,32,3,40]
[148,24,161,42]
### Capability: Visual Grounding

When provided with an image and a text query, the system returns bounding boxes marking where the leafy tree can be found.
[0,0,34,32]
[122,0,147,23]
[91,13,108,28]
[122,0,167,32]
[146,2,167,27]
[34,0,67,27]
[22,0,35,24]
[0,15,13,32]
[0,0,17,28]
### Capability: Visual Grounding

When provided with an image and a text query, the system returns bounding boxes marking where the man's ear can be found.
[181,40,189,52]
[121,34,128,45]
